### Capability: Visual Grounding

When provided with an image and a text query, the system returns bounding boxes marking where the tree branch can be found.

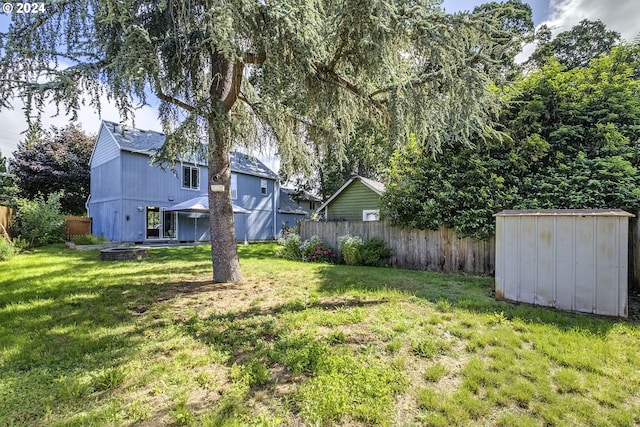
[312,61,389,120]
[154,82,195,113]
[327,28,350,70]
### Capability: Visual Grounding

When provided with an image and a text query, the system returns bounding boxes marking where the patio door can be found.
[163,211,177,239]
[146,207,160,239]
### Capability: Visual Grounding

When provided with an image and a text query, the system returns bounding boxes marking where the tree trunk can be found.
[207,54,244,283]
[207,120,242,283]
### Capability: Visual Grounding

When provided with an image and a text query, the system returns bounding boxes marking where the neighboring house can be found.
[87,120,304,243]
[282,188,322,215]
[316,176,385,221]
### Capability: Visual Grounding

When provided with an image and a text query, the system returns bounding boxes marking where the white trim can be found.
[363,209,380,221]
[181,165,200,190]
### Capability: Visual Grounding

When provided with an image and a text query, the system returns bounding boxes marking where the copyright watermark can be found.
[1,2,47,14]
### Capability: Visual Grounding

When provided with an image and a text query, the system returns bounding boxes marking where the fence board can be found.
[300,220,495,275]
[65,216,92,240]
[0,206,13,236]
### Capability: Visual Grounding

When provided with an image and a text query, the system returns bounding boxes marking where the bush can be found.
[16,193,65,247]
[339,235,363,265]
[0,238,14,261]
[275,233,303,260]
[359,238,392,267]
[301,236,337,263]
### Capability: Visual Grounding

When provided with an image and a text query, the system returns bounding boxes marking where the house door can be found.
[163,211,177,239]
[146,207,160,239]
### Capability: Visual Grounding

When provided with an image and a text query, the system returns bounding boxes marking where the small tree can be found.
[16,192,65,247]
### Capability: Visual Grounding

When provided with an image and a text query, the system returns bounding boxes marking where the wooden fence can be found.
[300,220,495,275]
[64,216,92,240]
[0,206,13,236]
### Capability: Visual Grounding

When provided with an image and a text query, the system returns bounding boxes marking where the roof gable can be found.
[316,176,385,213]
[101,120,277,180]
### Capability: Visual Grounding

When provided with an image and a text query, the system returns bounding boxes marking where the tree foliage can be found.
[529,19,621,69]
[0,0,531,281]
[10,124,94,215]
[15,192,65,247]
[0,149,18,206]
[383,45,640,238]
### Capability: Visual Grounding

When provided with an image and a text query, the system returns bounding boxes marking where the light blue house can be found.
[87,121,306,243]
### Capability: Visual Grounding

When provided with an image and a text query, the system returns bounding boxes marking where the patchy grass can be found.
[1,243,640,426]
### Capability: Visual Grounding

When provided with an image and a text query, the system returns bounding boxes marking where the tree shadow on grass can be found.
[314,264,626,335]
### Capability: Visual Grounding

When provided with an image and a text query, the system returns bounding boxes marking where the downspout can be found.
[273,180,279,239]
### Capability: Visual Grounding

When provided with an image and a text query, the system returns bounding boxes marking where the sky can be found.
[1,0,640,159]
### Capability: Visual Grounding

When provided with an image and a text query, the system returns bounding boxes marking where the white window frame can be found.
[260,179,268,196]
[231,173,238,200]
[182,165,200,190]
[362,209,380,222]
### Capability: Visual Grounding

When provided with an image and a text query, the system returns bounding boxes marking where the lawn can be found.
[1,243,640,426]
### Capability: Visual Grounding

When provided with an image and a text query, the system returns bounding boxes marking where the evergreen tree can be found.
[0,0,530,282]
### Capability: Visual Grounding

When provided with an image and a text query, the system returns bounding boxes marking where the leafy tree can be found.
[0,0,530,282]
[10,124,94,215]
[383,46,640,237]
[15,192,65,248]
[529,20,621,69]
[0,149,18,206]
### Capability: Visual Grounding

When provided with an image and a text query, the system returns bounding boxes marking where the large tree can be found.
[0,0,530,282]
[529,19,621,70]
[10,123,94,215]
[383,45,640,238]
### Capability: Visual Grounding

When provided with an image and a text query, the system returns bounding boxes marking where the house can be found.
[281,188,322,215]
[87,121,304,243]
[316,176,385,221]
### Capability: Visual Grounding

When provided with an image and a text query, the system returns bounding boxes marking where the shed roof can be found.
[102,120,278,180]
[494,209,634,217]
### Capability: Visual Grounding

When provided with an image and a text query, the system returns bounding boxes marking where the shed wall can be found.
[495,214,628,317]
[327,181,380,221]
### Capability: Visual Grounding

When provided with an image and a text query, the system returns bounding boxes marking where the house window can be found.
[309,201,316,210]
[260,179,268,195]
[231,174,237,200]
[363,209,380,221]
[182,166,199,190]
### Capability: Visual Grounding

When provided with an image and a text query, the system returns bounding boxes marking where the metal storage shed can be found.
[494,209,634,317]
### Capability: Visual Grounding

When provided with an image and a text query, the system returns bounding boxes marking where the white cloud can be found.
[0,93,161,157]
[545,0,640,42]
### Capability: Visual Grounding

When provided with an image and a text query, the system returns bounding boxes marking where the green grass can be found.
[1,243,640,426]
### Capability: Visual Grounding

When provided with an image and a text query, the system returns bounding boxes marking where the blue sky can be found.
[1,0,639,158]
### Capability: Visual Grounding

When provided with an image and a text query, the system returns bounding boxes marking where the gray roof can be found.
[278,189,307,215]
[281,187,322,202]
[103,120,278,180]
[494,209,634,217]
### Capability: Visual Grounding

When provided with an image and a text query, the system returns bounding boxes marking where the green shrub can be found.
[275,233,303,260]
[10,236,29,253]
[339,235,363,265]
[0,238,14,261]
[16,193,65,247]
[301,236,336,263]
[359,238,392,266]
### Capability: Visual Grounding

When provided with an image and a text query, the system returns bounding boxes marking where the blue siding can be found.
[88,121,294,242]
[88,200,122,241]
[90,123,120,167]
